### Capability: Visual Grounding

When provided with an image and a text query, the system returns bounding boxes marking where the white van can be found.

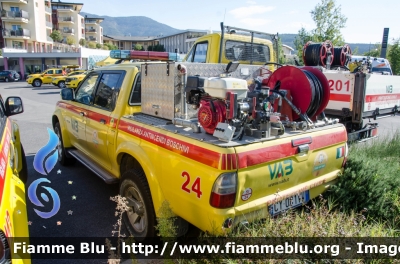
[349,55,393,75]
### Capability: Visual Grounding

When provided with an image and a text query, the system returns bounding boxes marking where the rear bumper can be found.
[231,169,341,228]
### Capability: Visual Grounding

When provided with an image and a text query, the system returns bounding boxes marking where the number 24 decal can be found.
[181,171,202,198]
[328,79,350,92]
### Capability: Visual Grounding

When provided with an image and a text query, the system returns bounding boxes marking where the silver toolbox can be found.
[141,62,263,120]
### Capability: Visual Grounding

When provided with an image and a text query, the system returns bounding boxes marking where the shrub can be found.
[88,42,96,49]
[49,29,62,42]
[328,134,400,227]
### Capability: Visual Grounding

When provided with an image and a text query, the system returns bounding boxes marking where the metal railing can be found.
[59,16,74,22]
[46,21,52,28]
[2,28,31,37]
[1,10,29,20]
[47,36,53,42]
[85,28,96,33]
[45,6,51,13]
[85,19,97,24]
[62,28,74,34]
[86,37,97,41]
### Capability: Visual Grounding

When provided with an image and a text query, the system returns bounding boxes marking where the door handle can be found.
[100,119,106,124]
[80,112,85,116]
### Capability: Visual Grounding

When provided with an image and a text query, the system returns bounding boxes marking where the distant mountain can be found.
[81,13,371,54]
[80,12,182,37]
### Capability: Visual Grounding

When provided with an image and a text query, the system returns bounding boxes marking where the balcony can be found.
[1,0,28,4]
[1,10,29,23]
[85,28,96,33]
[86,36,97,42]
[85,19,98,24]
[47,36,53,42]
[45,6,51,13]
[2,28,31,38]
[58,16,74,23]
[53,5,74,12]
[62,28,74,35]
[46,21,52,28]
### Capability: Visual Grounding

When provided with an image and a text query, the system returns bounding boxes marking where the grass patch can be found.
[327,133,400,227]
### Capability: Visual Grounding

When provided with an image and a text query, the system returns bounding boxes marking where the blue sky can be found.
[78,0,399,44]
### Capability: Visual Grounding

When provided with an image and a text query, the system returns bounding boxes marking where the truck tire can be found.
[58,81,66,89]
[120,169,156,241]
[18,145,28,184]
[32,79,42,87]
[54,122,75,166]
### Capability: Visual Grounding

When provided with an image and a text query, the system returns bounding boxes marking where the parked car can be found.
[0,71,20,82]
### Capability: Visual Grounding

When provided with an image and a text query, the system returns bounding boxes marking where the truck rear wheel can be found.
[120,169,156,241]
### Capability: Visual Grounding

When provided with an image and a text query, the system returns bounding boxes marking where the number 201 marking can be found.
[328,80,350,92]
[181,171,202,198]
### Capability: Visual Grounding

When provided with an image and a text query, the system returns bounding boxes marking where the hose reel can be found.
[265,66,330,122]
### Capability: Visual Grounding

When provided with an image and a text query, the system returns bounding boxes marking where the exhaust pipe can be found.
[177,64,188,120]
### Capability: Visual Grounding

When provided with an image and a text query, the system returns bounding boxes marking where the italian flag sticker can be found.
[336,146,345,159]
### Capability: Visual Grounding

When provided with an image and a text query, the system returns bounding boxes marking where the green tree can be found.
[102,45,109,50]
[49,29,63,43]
[96,43,101,49]
[66,36,75,46]
[310,0,347,45]
[363,43,381,57]
[134,44,142,51]
[388,38,400,75]
[103,43,118,50]
[79,38,86,47]
[293,0,347,64]
[88,42,96,49]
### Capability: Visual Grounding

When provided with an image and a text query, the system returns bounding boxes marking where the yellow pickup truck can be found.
[0,95,30,263]
[26,68,64,87]
[53,54,347,241]
[52,70,86,88]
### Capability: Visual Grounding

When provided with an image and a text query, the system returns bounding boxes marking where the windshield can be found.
[371,67,392,74]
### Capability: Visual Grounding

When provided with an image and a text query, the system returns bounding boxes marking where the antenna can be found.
[223,8,226,24]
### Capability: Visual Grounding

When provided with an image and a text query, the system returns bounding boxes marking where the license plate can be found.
[268,190,310,216]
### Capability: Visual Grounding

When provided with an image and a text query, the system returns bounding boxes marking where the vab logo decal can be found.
[28,128,61,219]
[268,159,293,180]
[386,85,393,93]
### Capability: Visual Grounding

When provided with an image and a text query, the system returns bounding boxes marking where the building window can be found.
[12,41,23,49]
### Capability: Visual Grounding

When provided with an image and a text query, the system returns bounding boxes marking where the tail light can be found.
[210,172,237,208]
[342,143,349,168]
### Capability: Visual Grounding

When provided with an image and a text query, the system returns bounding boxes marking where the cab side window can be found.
[193,42,208,63]
[75,73,99,105]
[93,73,121,111]
[46,70,53,74]
[129,73,141,105]
[55,69,63,74]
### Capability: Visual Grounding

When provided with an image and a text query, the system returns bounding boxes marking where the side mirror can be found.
[5,96,23,116]
[61,88,74,100]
